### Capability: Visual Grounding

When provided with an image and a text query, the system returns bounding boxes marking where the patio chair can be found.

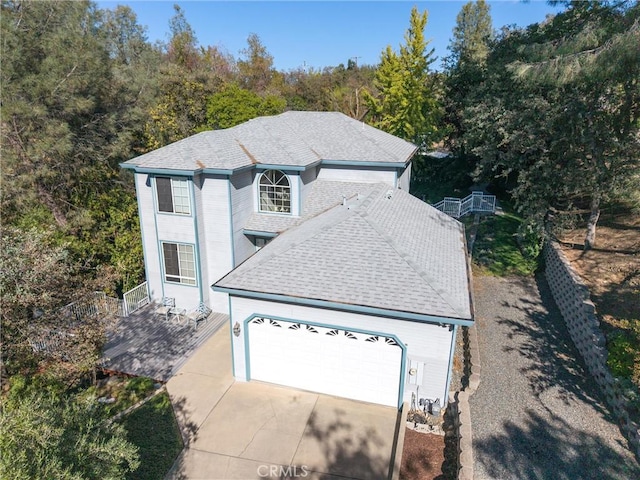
[155,297,175,320]
[186,302,212,330]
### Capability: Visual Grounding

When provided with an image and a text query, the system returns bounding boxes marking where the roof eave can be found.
[119,163,258,176]
[119,164,203,176]
[320,160,410,168]
[211,285,474,326]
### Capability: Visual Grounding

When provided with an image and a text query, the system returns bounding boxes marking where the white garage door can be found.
[247,317,403,407]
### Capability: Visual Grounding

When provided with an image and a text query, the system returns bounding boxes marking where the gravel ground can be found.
[470,274,640,480]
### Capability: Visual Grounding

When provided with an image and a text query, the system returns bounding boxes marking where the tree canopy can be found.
[455,0,639,248]
[365,7,442,153]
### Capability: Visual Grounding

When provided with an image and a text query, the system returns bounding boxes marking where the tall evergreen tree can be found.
[143,4,230,149]
[446,0,493,68]
[443,0,494,160]
[1,0,115,227]
[1,0,150,293]
[364,7,441,154]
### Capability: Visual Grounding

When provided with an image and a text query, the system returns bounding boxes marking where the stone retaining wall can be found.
[449,322,481,480]
[544,241,640,460]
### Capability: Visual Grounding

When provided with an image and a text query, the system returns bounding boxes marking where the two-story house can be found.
[121,111,473,409]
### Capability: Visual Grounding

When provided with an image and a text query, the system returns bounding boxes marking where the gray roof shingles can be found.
[215,184,472,321]
[121,111,416,171]
[244,179,373,234]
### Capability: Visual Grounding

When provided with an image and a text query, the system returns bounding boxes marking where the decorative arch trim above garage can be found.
[244,315,406,408]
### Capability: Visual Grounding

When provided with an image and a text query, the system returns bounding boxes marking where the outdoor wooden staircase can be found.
[432,191,496,218]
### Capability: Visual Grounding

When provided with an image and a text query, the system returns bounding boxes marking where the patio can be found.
[101,304,229,382]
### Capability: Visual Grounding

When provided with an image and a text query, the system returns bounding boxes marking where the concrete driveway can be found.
[165,326,401,479]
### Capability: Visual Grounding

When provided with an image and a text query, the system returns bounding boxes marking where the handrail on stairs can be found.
[431,191,496,218]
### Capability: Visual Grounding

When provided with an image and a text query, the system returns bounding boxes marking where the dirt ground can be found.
[400,429,446,480]
[557,211,640,328]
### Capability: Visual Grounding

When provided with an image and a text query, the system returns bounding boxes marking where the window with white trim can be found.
[156,177,190,214]
[162,242,196,285]
[259,170,291,213]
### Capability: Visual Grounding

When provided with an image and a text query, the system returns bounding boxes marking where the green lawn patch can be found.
[472,212,538,277]
[78,375,157,417]
[121,391,183,480]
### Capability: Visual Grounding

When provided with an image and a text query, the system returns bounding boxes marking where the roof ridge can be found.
[356,190,468,318]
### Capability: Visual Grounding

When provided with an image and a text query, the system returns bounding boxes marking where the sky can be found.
[96,1,565,71]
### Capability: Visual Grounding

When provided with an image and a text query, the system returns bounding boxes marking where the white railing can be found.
[122,281,149,317]
[432,191,496,218]
[31,292,121,356]
[30,283,148,355]
[59,292,117,322]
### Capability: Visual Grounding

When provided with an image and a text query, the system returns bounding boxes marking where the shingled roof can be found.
[244,179,373,234]
[121,111,417,172]
[215,184,473,322]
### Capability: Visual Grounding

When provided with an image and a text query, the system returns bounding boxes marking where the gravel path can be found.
[470,274,639,480]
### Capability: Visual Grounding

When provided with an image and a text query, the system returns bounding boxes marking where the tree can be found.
[237,33,276,93]
[205,83,286,129]
[1,0,115,228]
[166,4,199,70]
[327,63,377,120]
[461,1,639,250]
[143,5,223,149]
[443,0,494,159]
[365,7,442,155]
[446,0,493,68]
[1,1,151,293]
[0,378,139,480]
[509,0,640,249]
[0,227,115,383]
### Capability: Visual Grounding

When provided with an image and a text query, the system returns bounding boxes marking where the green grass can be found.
[121,391,183,480]
[79,376,157,417]
[471,212,539,277]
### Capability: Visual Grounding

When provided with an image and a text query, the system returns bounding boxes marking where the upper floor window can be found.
[156,177,190,215]
[259,170,290,214]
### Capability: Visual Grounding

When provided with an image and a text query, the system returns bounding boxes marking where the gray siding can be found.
[398,163,412,191]
[317,165,396,186]
[136,174,201,309]
[193,174,208,306]
[200,174,234,313]
[230,170,255,265]
[136,173,161,300]
[299,166,318,211]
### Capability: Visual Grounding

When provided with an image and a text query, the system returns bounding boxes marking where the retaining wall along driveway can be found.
[544,241,640,460]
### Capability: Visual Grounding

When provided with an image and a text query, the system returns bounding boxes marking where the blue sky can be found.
[97,1,565,71]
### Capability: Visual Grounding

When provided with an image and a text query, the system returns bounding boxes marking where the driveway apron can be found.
[164,326,399,479]
[470,275,639,480]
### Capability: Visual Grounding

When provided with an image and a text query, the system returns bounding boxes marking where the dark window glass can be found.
[156,177,174,212]
[162,243,180,283]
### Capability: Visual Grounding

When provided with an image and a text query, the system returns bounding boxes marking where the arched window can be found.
[259,170,291,213]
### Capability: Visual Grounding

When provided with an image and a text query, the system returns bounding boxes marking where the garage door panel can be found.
[247,317,402,407]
